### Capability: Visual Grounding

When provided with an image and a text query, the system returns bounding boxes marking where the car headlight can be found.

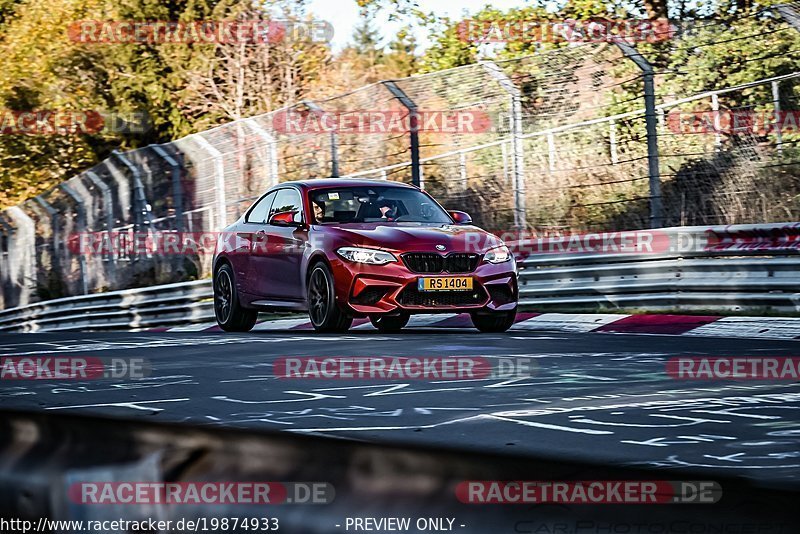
[337,247,397,265]
[484,245,512,264]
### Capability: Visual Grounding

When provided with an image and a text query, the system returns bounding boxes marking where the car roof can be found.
[273,178,418,191]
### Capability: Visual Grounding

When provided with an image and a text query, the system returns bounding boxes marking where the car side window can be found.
[269,189,303,224]
[245,192,276,224]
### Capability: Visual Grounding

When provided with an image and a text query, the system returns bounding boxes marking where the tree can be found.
[0,0,332,208]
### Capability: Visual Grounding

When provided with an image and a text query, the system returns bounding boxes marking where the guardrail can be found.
[1,222,798,332]
[514,222,800,312]
[0,280,212,333]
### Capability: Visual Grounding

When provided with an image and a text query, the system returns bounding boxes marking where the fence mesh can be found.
[3,6,800,308]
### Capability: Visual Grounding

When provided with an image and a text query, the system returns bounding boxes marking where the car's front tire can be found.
[470,308,517,333]
[214,263,258,332]
[308,263,353,333]
[370,312,410,333]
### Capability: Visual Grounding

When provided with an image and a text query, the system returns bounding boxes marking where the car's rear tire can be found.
[214,263,258,332]
[370,312,410,333]
[470,308,517,333]
[308,263,353,333]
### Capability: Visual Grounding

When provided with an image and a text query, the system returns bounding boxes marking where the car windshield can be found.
[309,186,452,224]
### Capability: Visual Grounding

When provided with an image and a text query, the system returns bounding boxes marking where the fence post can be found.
[459,152,468,191]
[245,118,279,187]
[191,134,227,230]
[609,119,618,164]
[711,93,721,150]
[150,144,184,232]
[382,81,421,188]
[612,38,663,228]
[7,206,36,306]
[59,183,89,295]
[480,60,526,230]
[303,101,338,177]
[112,150,153,233]
[501,141,510,184]
[85,171,116,265]
[772,80,783,155]
[0,215,12,306]
[34,195,61,291]
[776,3,800,30]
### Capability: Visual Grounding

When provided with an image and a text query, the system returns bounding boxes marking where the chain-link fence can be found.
[2,4,800,308]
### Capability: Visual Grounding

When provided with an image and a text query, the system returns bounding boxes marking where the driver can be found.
[378,198,398,220]
[312,201,325,223]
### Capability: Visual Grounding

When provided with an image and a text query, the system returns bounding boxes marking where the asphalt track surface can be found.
[2,327,800,489]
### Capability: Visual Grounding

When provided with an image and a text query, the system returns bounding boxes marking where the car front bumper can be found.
[330,256,518,316]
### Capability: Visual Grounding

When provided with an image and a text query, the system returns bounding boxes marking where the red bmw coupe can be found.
[212,179,518,333]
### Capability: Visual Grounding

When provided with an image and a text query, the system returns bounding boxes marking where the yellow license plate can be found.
[418,277,473,291]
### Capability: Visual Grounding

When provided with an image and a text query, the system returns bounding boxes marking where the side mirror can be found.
[269,211,303,228]
[449,210,472,225]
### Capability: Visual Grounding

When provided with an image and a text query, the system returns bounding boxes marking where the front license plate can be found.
[418,277,473,291]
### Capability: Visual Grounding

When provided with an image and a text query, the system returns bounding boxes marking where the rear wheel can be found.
[214,263,257,332]
[370,312,410,333]
[308,263,353,333]
[470,308,517,333]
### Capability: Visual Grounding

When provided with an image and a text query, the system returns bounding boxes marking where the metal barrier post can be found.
[777,3,800,31]
[150,145,184,232]
[459,152,468,191]
[772,81,783,155]
[6,207,36,306]
[0,215,12,306]
[112,150,154,232]
[85,171,116,266]
[612,38,663,228]
[59,183,89,295]
[711,93,721,150]
[383,81,421,188]
[480,61,527,230]
[609,119,618,164]
[33,195,61,291]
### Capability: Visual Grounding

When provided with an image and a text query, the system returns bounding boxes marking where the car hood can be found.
[318,223,505,254]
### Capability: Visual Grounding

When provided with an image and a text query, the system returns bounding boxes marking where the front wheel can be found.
[214,263,257,332]
[370,313,410,333]
[470,309,517,333]
[307,263,353,333]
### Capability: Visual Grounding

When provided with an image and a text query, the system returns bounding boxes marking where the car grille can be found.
[397,285,487,307]
[401,252,480,274]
